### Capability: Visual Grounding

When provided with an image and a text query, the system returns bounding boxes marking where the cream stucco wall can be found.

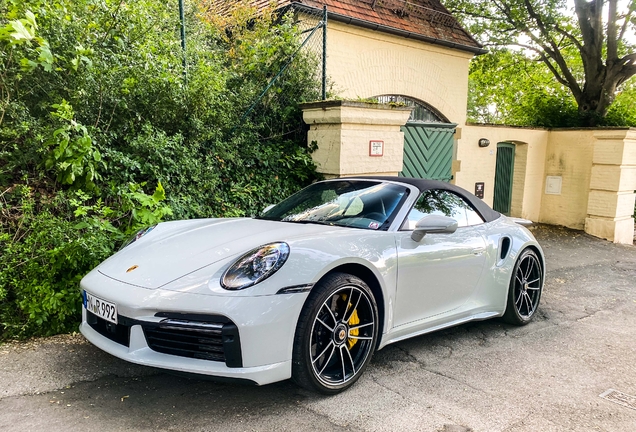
[326,20,473,125]
[303,101,413,178]
[457,126,596,229]
[539,130,596,229]
[456,126,634,240]
[585,129,636,243]
[456,125,549,221]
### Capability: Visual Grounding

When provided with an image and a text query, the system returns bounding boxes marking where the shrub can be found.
[0,0,321,339]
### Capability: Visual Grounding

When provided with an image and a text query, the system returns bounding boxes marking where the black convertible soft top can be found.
[355,176,502,223]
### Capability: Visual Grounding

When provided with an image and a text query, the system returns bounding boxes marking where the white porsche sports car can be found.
[80,176,544,394]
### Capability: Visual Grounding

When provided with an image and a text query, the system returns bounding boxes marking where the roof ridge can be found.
[208,0,484,53]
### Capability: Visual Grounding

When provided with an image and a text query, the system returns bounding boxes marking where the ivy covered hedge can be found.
[0,0,322,339]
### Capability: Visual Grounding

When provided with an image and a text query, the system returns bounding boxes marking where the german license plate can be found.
[83,291,118,324]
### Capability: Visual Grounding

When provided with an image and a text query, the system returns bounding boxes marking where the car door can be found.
[393,189,488,327]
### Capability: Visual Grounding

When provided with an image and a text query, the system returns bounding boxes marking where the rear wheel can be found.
[502,249,543,325]
[292,272,378,394]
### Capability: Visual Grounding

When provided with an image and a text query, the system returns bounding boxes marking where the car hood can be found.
[97,218,335,289]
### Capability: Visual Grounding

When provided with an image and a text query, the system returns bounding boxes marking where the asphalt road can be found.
[1,225,635,432]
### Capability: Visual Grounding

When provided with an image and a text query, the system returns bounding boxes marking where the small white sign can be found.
[545,176,562,195]
[369,140,384,157]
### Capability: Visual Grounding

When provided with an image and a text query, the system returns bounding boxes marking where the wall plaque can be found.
[369,140,384,157]
[545,176,562,195]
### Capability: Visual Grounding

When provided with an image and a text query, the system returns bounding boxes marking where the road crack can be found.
[393,345,489,396]
[419,368,489,395]
[368,371,410,401]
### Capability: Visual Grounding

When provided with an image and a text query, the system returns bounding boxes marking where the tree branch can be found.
[607,0,619,62]
[618,2,635,41]
[617,64,636,86]
[619,52,636,66]
[524,0,575,59]
[554,24,583,51]
[506,42,571,87]
[574,0,604,59]
[538,54,572,87]
[494,0,582,96]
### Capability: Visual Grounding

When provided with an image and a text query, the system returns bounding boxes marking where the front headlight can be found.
[221,242,290,290]
[120,225,156,250]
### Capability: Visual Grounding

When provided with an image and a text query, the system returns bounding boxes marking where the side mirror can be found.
[262,204,275,214]
[411,215,458,242]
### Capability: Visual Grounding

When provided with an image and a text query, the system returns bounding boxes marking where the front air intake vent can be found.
[142,318,242,367]
[143,321,224,361]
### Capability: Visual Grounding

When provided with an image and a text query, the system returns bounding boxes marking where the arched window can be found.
[372,95,449,123]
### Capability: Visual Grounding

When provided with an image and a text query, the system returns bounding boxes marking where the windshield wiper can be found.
[282,219,333,226]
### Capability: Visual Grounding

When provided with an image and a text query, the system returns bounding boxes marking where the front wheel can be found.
[502,249,543,325]
[292,272,379,394]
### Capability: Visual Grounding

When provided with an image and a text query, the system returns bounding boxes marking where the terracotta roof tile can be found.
[210,0,483,53]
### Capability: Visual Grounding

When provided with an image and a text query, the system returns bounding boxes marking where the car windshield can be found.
[258,180,409,230]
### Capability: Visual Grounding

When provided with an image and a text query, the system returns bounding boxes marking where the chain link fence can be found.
[233,4,328,138]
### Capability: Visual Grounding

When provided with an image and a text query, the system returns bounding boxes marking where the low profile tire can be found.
[502,248,543,325]
[292,272,379,394]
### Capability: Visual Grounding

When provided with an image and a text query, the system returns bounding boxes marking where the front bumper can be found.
[79,271,310,386]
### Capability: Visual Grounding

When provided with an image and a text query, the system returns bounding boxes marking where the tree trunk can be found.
[575,58,628,126]
[576,77,609,127]
[574,0,636,126]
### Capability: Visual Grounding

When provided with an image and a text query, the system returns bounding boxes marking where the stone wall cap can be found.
[592,128,636,139]
[465,122,547,131]
[300,100,414,111]
[553,127,634,131]
[466,122,635,132]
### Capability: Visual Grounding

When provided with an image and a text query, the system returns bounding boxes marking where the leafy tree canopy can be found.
[446,0,636,126]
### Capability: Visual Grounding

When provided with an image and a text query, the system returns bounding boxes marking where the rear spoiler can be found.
[509,217,533,226]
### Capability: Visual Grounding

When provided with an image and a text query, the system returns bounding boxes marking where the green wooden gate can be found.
[493,142,515,215]
[400,122,456,181]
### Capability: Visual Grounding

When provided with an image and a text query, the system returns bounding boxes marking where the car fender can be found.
[474,217,545,313]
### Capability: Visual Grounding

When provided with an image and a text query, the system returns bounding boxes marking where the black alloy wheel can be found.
[503,248,543,325]
[292,272,378,394]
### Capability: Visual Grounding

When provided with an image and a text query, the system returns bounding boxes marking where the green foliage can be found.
[467,49,636,127]
[45,100,104,188]
[0,9,54,72]
[467,49,579,127]
[605,83,636,127]
[0,0,321,339]
[447,0,636,126]
[0,188,115,336]
[0,183,170,336]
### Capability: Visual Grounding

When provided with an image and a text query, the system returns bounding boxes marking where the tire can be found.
[292,272,379,394]
[502,248,543,325]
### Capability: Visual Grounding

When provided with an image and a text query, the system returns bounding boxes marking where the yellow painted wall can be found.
[539,130,596,229]
[303,102,412,177]
[585,129,636,243]
[456,125,549,221]
[326,21,473,125]
[456,126,621,231]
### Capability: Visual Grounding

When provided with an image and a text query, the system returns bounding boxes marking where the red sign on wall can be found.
[369,140,384,157]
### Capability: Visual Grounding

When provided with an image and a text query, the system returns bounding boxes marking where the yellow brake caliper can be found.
[347,309,360,349]
[341,293,360,349]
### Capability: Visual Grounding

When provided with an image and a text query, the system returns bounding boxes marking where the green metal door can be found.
[493,142,515,215]
[400,122,456,181]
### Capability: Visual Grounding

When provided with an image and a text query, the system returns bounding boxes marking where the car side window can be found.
[401,189,484,230]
